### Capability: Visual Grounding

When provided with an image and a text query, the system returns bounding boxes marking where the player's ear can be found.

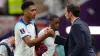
[24,10,28,15]
[69,11,73,17]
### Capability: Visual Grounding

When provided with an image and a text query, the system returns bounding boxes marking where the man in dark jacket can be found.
[55,4,96,56]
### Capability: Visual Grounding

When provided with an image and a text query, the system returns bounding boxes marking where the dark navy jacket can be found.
[55,18,96,56]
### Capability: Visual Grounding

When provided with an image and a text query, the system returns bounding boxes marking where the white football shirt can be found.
[38,28,58,56]
[0,39,10,56]
[14,18,36,56]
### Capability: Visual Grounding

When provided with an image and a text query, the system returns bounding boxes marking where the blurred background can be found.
[0,0,100,56]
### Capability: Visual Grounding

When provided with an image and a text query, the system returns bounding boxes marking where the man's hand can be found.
[45,27,55,37]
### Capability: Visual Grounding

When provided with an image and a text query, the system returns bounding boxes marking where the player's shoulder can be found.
[15,19,26,28]
[0,40,9,51]
[40,27,48,32]
[16,22,25,27]
[0,45,7,53]
[38,27,47,37]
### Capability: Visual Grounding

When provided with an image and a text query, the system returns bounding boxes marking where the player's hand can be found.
[45,27,55,37]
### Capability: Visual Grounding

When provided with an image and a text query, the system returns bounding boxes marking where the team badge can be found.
[20,28,25,34]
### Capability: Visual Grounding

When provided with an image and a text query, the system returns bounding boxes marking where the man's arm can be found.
[54,35,66,45]
[23,34,47,47]
[23,28,54,47]
[16,23,54,47]
[71,24,85,56]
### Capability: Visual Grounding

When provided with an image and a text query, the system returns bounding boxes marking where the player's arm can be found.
[17,24,54,47]
[23,31,50,47]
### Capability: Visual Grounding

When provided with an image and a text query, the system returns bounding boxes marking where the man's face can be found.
[26,5,36,19]
[65,8,71,22]
[50,18,60,31]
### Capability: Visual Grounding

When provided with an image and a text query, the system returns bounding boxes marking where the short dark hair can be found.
[66,4,80,17]
[21,1,35,11]
[48,15,59,21]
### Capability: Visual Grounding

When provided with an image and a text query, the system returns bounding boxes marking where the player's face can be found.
[27,5,36,19]
[65,8,71,22]
[50,18,60,31]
